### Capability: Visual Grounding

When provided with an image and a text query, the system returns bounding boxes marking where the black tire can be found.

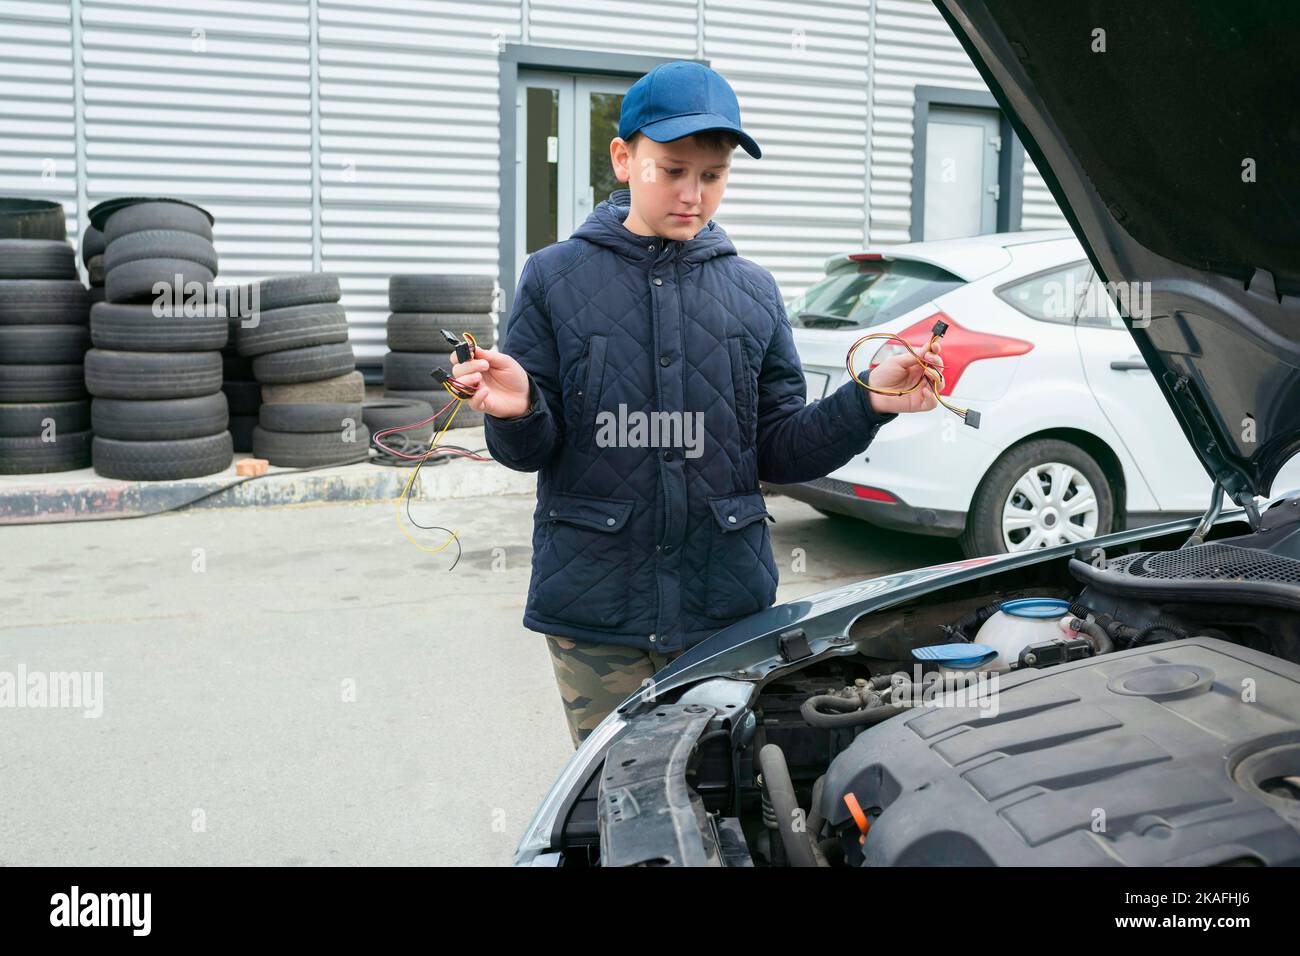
[363,398,435,445]
[388,275,494,313]
[222,354,254,379]
[234,302,349,357]
[260,370,364,405]
[252,424,370,467]
[252,342,355,384]
[251,274,340,312]
[92,393,229,441]
[0,198,67,242]
[90,301,227,352]
[0,240,77,280]
[0,325,90,364]
[959,438,1115,559]
[87,254,105,287]
[105,258,215,305]
[0,430,92,474]
[93,432,232,481]
[81,225,106,264]
[384,389,483,428]
[228,414,256,452]
[103,201,213,244]
[259,402,364,433]
[386,312,495,352]
[222,380,261,415]
[103,229,219,274]
[84,349,222,399]
[0,399,91,437]
[383,351,446,391]
[0,364,87,402]
[0,280,89,326]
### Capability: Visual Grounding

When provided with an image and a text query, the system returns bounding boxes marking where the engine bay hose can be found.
[800,695,905,729]
[757,744,822,868]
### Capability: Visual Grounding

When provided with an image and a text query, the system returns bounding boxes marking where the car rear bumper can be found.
[761,476,967,538]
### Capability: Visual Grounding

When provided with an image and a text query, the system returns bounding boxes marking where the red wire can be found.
[372,390,492,461]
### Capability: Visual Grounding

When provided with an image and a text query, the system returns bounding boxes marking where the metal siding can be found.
[319,0,517,362]
[703,0,871,299]
[0,0,78,241]
[528,0,697,57]
[80,0,315,293]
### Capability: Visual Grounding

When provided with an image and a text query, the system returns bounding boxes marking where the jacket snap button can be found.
[549,509,557,516]
[649,634,656,643]
[727,515,737,523]
[647,244,655,251]
[606,517,616,526]
[653,277,663,286]
[664,545,672,553]
[662,450,672,461]
[660,355,670,366]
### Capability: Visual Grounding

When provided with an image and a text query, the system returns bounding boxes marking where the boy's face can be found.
[609,133,733,240]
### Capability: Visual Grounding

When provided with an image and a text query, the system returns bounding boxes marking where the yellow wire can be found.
[846,331,973,419]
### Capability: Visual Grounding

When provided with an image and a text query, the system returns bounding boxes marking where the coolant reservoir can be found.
[974,598,1071,667]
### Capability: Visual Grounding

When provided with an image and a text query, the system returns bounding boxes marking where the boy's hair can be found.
[626,128,740,157]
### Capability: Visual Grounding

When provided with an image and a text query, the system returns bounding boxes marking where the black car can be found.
[516,0,1300,867]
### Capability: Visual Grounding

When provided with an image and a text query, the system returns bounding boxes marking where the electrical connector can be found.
[931,318,949,338]
[964,409,981,429]
[441,328,474,364]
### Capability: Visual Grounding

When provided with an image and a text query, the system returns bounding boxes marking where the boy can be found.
[453,61,942,748]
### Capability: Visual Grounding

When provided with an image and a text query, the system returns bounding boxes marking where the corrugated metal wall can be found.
[0,0,1067,358]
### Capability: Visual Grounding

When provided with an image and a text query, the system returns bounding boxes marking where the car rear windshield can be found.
[787,259,964,330]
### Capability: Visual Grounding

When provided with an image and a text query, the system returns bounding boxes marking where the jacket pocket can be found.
[569,334,608,450]
[702,490,778,620]
[533,491,635,629]
[727,336,756,442]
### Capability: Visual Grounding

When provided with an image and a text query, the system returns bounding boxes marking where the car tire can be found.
[103,201,213,244]
[87,254,106,287]
[0,280,90,326]
[234,302,349,357]
[386,313,495,352]
[260,370,364,405]
[92,432,232,481]
[0,363,87,402]
[0,430,92,474]
[251,274,340,312]
[84,349,222,399]
[105,257,215,305]
[251,342,355,384]
[0,240,77,280]
[382,351,445,391]
[92,393,229,441]
[383,389,482,428]
[103,229,219,274]
[251,424,370,468]
[258,402,363,433]
[0,399,91,437]
[388,275,494,313]
[81,225,106,264]
[959,438,1114,558]
[0,198,67,241]
[0,325,90,364]
[90,301,227,352]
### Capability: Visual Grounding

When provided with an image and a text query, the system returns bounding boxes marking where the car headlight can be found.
[513,714,627,865]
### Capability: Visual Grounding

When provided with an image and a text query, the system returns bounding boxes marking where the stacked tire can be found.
[0,201,93,474]
[383,275,495,429]
[216,284,260,452]
[86,200,232,480]
[82,223,106,306]
[235,274,368,467]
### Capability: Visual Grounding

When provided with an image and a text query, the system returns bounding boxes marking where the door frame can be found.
[498,44,705,326]
[909,85,1025,241]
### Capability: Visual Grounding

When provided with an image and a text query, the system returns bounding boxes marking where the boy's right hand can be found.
[450,346,532,420]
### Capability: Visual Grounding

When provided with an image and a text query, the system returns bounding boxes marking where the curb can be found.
[0,426,536,524]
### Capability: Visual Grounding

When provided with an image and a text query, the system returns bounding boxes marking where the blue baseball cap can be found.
[618,61,761,159]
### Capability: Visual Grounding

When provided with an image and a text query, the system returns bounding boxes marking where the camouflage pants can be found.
[544,635,681,749]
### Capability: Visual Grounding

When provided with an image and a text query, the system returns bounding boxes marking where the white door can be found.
[515,72,632,287]
[923,107,1001,240]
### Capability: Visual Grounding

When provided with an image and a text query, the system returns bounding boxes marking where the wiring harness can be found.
[846,318,980,428]
[371,330,492,568]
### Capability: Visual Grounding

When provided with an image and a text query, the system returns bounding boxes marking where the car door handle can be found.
[1109,359,1147,371]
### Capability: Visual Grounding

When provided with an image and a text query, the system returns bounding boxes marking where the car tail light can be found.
[848,253,883,261]
[868,312,1032,395]
[852,484,898,503]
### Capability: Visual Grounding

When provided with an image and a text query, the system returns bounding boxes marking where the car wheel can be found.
[251,342,355,384]
[92,432,232,481]
[234,302,348,357]
[960,438,1113,558]
[84,349,223,399]
[260,370,364,405]
[251,425,370,467]
[0,240,77,280]
[90,302,228,352]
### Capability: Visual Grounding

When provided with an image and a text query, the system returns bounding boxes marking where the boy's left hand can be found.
[866,340,943,414]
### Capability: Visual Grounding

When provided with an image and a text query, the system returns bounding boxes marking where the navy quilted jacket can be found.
[484,187,897,654]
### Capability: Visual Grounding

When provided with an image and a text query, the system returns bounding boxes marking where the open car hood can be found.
[937,0,1300,503]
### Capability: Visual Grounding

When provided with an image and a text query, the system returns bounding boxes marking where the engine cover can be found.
[821,637,1300,865]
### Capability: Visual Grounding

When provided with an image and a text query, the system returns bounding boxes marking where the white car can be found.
[766,232,1300,557]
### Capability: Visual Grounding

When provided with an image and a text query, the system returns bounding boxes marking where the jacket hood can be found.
[938,0,1300,504]
[570,187,737,266]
